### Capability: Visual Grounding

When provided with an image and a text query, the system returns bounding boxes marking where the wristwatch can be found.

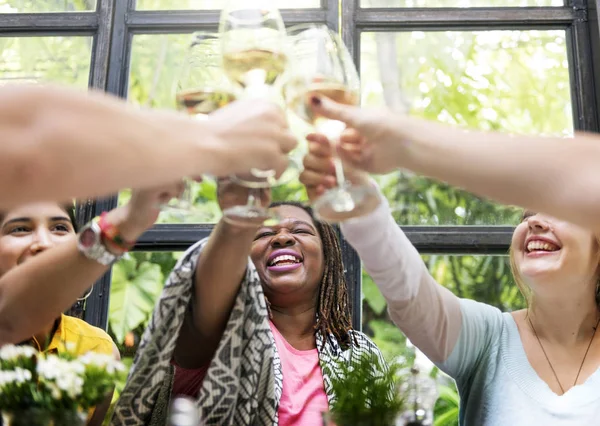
[77,219,122,265]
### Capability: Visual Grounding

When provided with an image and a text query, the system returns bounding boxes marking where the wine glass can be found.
[220,0,287,97]
[218,1,298,226]
[285,24,380,223]
[164,32,238,218]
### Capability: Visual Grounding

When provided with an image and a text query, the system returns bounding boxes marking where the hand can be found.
[104,182,184,242]
[216,177,271,214]
[300,133,369,203]
[205,100,298,177]
[309,95,413,174]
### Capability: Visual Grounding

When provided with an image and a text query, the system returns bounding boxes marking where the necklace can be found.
[528,314,600,394]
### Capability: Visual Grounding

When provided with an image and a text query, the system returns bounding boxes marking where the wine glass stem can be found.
[247,188,261,208]
[244,80,269,99]
[332,155,347,188]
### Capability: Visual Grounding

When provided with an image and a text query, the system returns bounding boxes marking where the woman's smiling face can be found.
[511,211,600,293]
[250,204,324,304]
[0,202,76,277]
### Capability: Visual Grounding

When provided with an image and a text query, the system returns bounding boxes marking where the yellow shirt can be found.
[44,314,114,357]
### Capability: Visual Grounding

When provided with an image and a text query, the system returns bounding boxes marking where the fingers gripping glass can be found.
[285,24,379,223]
[218,1,299,226]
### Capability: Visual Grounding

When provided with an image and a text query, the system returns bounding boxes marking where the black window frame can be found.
[2,0,598,331]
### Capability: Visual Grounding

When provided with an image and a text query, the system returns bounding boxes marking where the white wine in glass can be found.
[222,48,288,89]
[286,25,380,223]
[164,32,237,217]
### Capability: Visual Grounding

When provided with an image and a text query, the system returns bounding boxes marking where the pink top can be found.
[269,321,329,426]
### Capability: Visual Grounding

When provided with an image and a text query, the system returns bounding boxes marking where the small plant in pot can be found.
[324,352,405,426]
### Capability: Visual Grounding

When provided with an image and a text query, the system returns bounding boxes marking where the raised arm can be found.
[0,85,296,208]
[0,184,179,346]
[341,194,462,364]
[173,181,270,369]
[301,134,503,378]
[310,95,600,233]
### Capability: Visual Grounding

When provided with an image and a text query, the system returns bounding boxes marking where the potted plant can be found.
[324,352,405,426]
[0,344,126,426]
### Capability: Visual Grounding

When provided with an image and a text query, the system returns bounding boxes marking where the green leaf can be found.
[362,275,387,315]
[434,408,460,426]
[109,259,164,344]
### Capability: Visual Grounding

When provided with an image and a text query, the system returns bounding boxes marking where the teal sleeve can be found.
[437,298,503,382]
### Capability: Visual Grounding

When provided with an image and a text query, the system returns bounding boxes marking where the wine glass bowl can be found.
[175,33,238,118]
[161,32,238,218]
[285,24,380,223]
[220,1,288,92]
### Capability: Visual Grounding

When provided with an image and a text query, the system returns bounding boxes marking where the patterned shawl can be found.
[111,239,386,425]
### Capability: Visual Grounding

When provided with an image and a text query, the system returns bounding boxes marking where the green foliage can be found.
[135,0,319,10]
[328,353,405,426]
[108,253,165,344]
[364,0,560,6]
[0,35,92,86]
[0,0,95,13]
[434,385,460,426]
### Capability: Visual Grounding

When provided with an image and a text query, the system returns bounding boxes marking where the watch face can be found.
[80,227,97,249]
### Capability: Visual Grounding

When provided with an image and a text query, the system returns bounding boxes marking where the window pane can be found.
[0,36,92,86]
[136,0,320,10]
[361,0,562,7]
[0,0,96,13]
[362,255,522,362]
[361,30,572,225]
[125,33,309,224]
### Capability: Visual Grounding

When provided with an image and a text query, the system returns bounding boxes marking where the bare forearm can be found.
[0,85,216,207]
[402,119,600,231]
[0,205,147,346]
[0,240,109,346]
[174,221,256,368]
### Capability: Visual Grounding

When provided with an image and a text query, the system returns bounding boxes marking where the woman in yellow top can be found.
[0,184,180,425]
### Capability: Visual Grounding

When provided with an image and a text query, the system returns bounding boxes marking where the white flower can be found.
[37,356,61,380]
[13,367,32,383]
[56,374,83,398]
[0,344,37,361]
[79,352,125,374]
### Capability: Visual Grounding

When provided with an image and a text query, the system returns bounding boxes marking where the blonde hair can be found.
[509,235,600,308]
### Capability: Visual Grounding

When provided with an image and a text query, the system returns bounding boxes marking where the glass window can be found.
[361,0,562,7]
[0,0,96,13]
[361,30,572,225]
[0,36,93,86]
[136,0,320,10]
[362,255,522,362]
